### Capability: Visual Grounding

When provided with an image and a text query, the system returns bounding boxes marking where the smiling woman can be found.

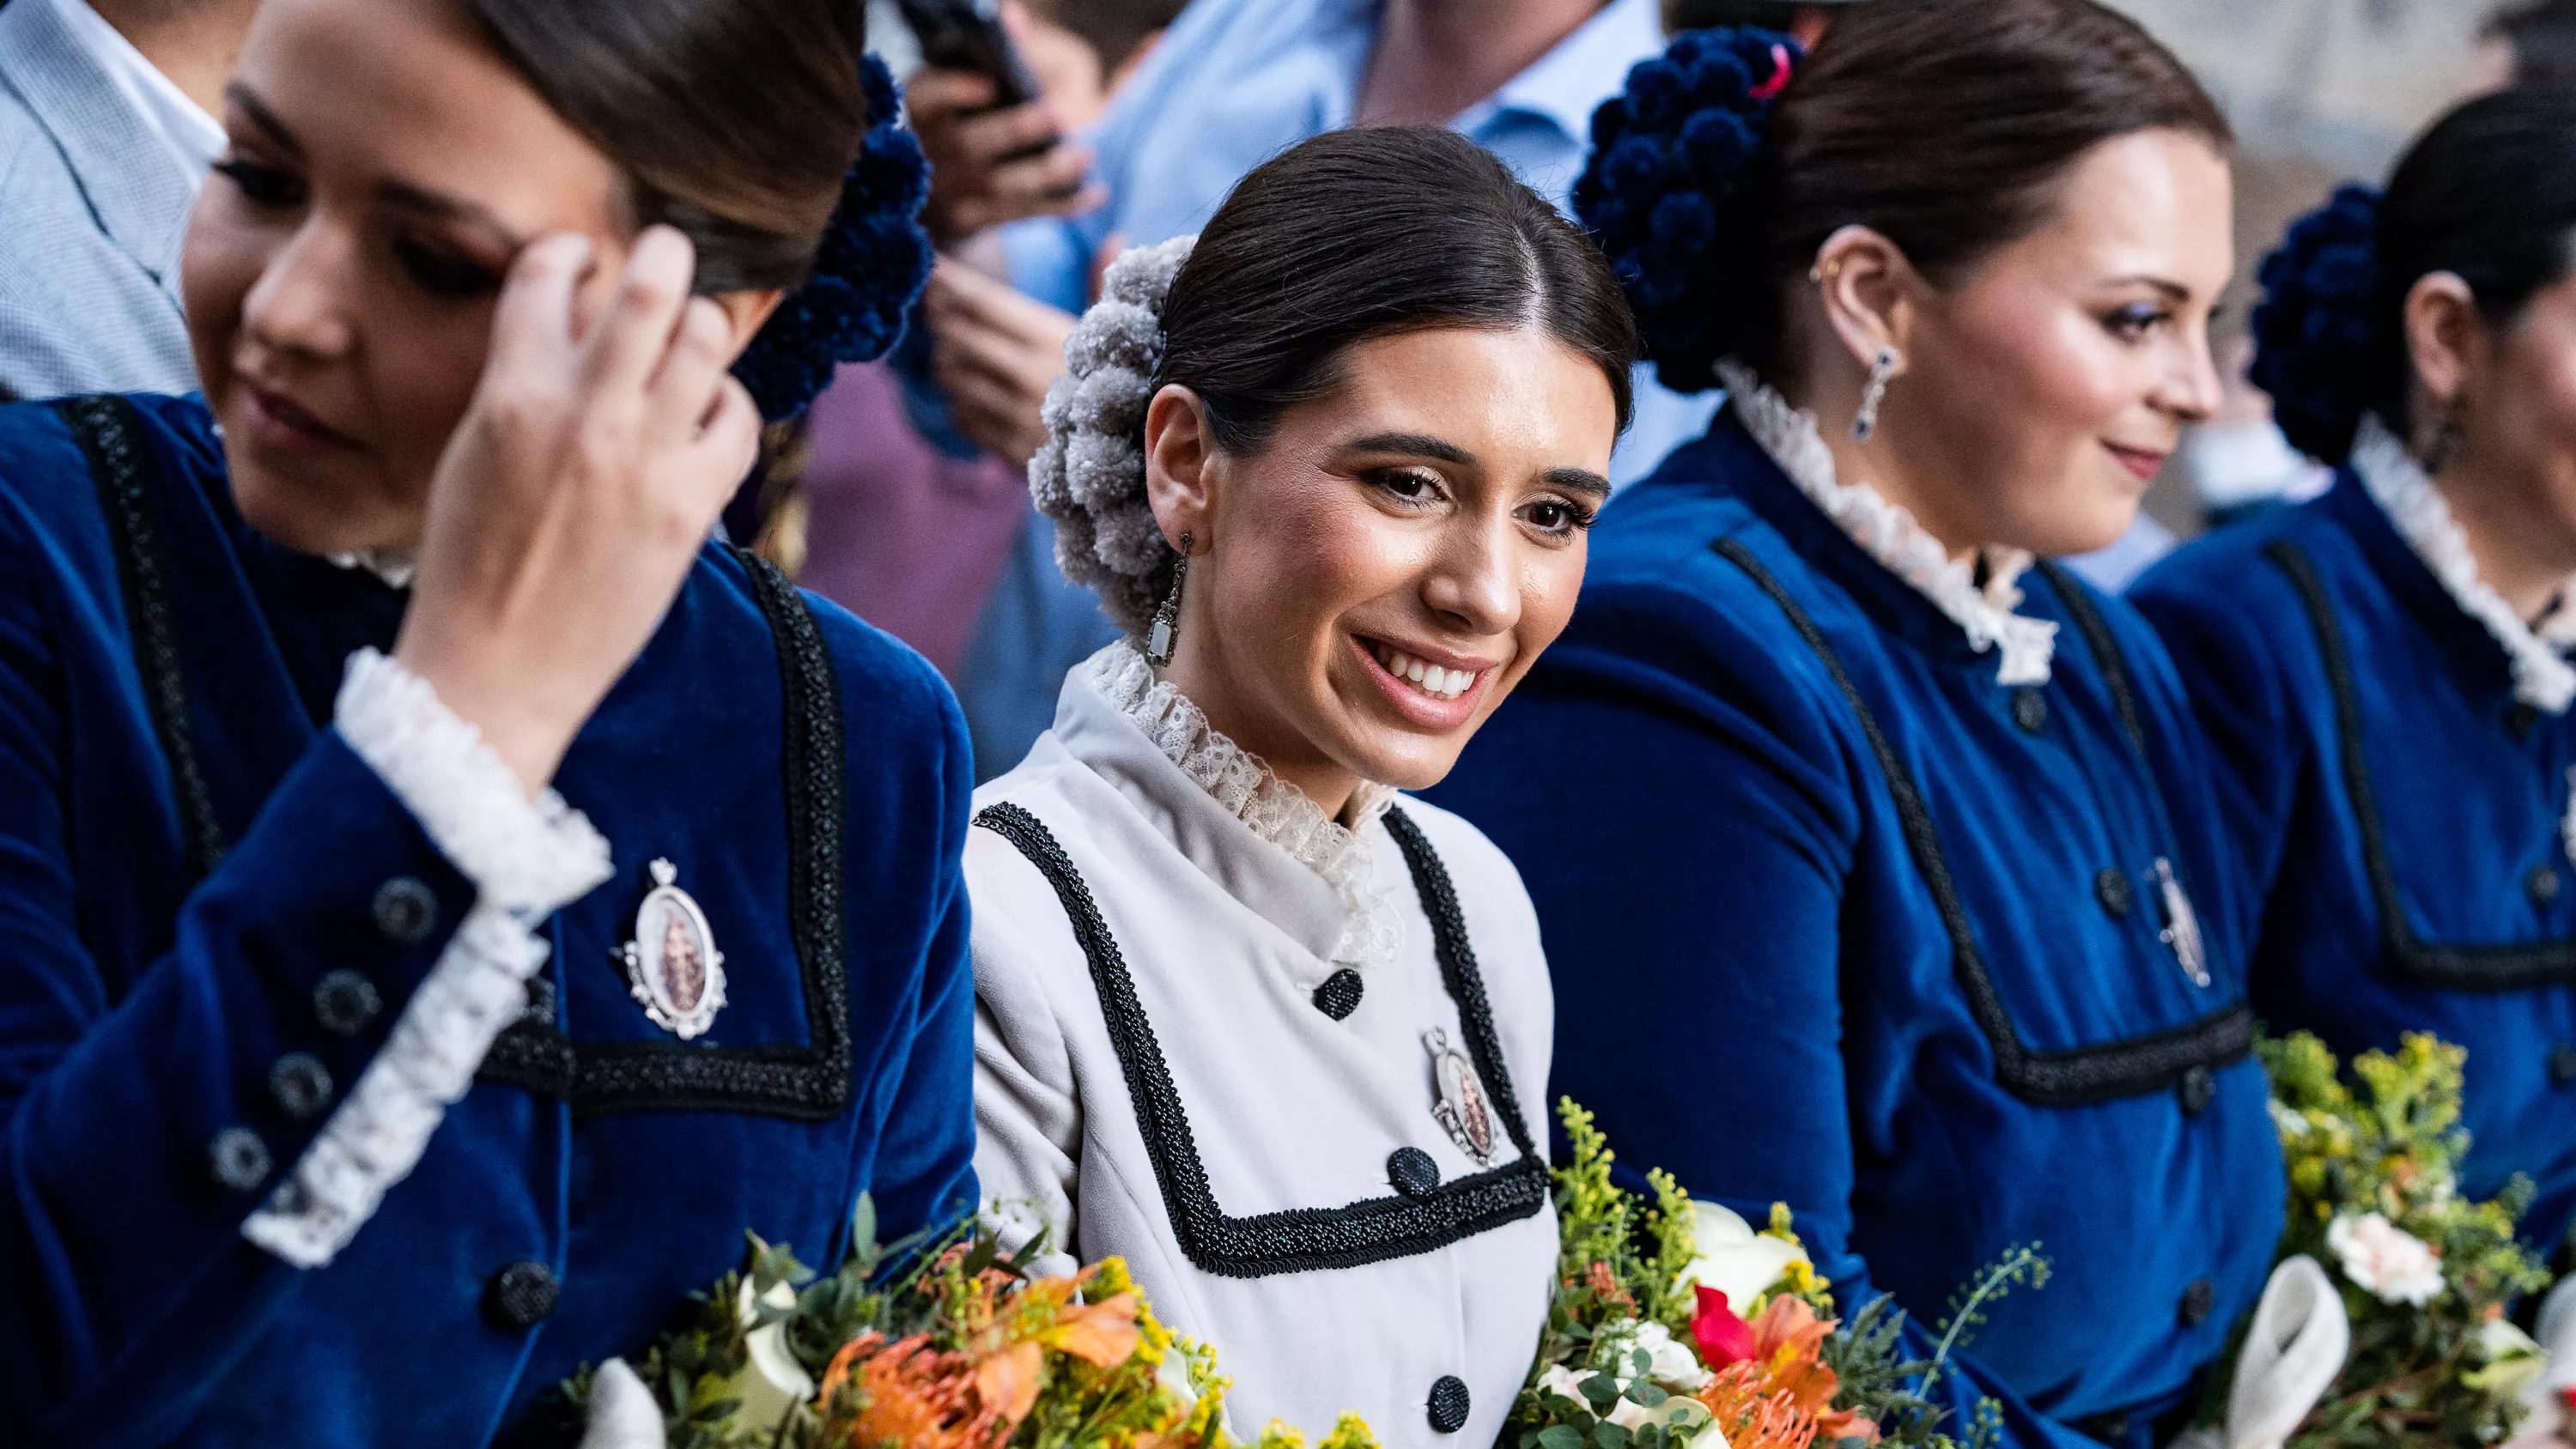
[1433,5,2306,1447]
[0,0,976,1444]
[968,127,1635,1444]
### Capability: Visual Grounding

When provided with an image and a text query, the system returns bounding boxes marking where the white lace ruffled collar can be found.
[325,549,418,590]
[1718,361,2059,687]
[1083,642,1400,972]
[2351,415,2576,713]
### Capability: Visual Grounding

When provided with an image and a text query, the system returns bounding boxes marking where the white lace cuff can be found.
[331,647,613,913]
[240,648,615,1269]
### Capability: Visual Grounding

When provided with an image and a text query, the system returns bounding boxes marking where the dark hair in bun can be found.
[2252,88,2576,464]
[475,0,932,421]
[1577,0,2228,393]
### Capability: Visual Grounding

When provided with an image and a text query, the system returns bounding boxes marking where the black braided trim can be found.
[2032,560,2147,756]
[57,396,225,879]
[1716,539,2254,1105]
[2265,539,2576,989]
[973,799,1548,1279]
[477,547,855,1117]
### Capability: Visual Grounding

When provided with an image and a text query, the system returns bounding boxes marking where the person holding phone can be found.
[0,0,976,1441]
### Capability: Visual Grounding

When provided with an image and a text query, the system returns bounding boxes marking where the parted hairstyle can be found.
[2252,88,2576,464]
[470,0,931,419]
[1579,0,2230,392]
[1030,126,1642,637]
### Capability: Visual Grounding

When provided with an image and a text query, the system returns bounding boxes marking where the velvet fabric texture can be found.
[1429,409,2287,1449]
[2135,474,2576,1252]
[0,395,978,1446]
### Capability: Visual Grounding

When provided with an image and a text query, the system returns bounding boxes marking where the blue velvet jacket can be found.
[0,395,978,1446]
[2135,473,2576,1252]
[1429,411,2287,1448]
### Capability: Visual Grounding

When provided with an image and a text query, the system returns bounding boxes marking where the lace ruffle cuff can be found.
[240,647,613,1269]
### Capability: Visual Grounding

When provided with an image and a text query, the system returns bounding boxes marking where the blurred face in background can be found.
[1813,127,2233,557]
[184,0,635,556]
[1145,327,1618,809]
[2420,270,2576,577]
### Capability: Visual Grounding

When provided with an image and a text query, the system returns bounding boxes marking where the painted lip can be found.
[235,376,364,456]
[2103,442,2169,483]
[1351,634,1504,733]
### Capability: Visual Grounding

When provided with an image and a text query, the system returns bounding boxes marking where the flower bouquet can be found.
[1510,1100,2046,1449]
[2198,1031,2553,1449]
[567,1198,1378,1449]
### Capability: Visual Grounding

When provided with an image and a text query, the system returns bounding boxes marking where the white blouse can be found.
[968,643,1557,1447]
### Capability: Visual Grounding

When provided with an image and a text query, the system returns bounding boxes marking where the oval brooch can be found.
[1424,1026,1497,1167]
[620,858,727,1040]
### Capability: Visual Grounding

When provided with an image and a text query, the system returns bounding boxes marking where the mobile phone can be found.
[896,0,1045,110]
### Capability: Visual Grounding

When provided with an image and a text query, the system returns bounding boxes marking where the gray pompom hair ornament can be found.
[1028,235,1198,638]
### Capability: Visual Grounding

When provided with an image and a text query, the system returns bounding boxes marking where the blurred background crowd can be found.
[751,0,2576,784]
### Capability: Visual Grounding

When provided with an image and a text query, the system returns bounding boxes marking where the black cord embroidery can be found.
[63,417,859,1120]
[973,799,1547,1279]
[2267,539,2576,989]
[1716,539,2254,1105]
[57,396,226,880]
[478,546,855,1118]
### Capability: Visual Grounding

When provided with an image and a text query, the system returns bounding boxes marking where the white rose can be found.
[1536,1364,1594,1410]
[722,1278,817,1428]
[1679,1201,1808,1316]
[2470,1318,2548,1402]
[1630,1321,1715,1391]
[2325,1213,2445,1307]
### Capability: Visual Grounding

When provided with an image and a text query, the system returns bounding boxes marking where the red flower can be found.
[1692,1285,1758,1368]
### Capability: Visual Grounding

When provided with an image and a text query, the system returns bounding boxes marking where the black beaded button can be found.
[2530,865,2563,907]
[2177,1064,2216,1117]
[2178,1277,2216,1328]
[1312,968,1364,1022]
[313,969,383,1036]
[2010,688,2048,735]
[1426,1374,1471,1434]
[485,1259,559,1329]
[371,876,439,945]
[208,1126,271,1193]
[2552,1044,2576,1088]
[519,974,557,1028]
[2094,868,2132,917]
[269,1052,335,1122]
[1388,1147,1441,1199]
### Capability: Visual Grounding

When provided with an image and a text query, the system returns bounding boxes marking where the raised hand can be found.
[392,226,761,794]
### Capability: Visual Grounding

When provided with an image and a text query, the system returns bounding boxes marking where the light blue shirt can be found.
[963,0,1716,780]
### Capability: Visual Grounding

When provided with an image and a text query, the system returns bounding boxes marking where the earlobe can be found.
[715,289,787,359]
[1810,224,1917,374]
[1143,383,1215,549]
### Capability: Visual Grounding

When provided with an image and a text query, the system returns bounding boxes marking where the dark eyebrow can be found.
[1542,466,1613,500]
[1346,432,1473,465]
[2106,275,2193,303]
[375,181,531,253]
[224,81,300,156]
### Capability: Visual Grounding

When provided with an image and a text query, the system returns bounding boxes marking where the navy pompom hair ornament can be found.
[1573,27,1801,395]
[732,54,936,423]
[2248,183,2385,465]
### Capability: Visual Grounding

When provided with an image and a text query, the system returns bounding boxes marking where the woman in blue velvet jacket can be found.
[2133,90,2576,1262]
[1431,5,2295,1445]
[0,0,974,1444]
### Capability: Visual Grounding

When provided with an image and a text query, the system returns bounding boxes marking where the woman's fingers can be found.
[645,297,738,447]
[583,226,699,403]
[485,234,591,381]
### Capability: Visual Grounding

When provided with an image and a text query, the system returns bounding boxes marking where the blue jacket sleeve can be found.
[0,495,482,1429]
[1436,585,2107,1449]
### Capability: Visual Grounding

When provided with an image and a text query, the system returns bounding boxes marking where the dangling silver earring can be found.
[2421,400,2465,476]
[1145,531,1192,668]
[1852,348,1897,442]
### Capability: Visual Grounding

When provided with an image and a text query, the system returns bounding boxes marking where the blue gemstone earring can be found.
[1853,347,1898,442]
[1145,532,1191,668]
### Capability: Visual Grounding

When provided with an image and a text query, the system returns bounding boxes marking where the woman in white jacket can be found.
[963,126,1637,1445]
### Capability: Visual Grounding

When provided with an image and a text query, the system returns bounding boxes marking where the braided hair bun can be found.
[1574,28,1801,396]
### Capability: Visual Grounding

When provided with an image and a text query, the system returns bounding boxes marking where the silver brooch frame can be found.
[620,858,727,1040]
[1425,1026,1498,1167]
